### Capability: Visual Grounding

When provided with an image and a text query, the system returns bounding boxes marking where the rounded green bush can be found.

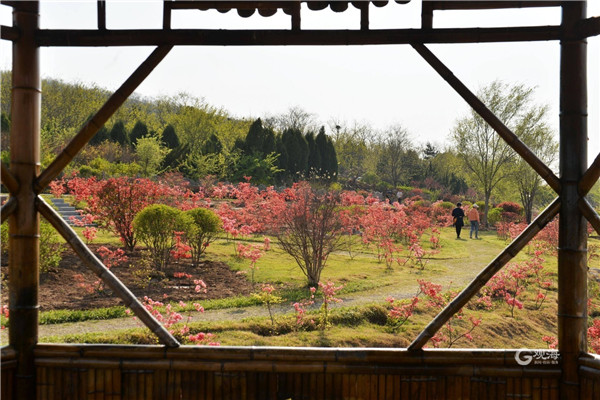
[487,207,504,227]
[133,204,187,270]
[183,207,222,264]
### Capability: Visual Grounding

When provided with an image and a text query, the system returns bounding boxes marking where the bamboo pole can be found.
[33,25,567,47]
[97,0,106,30]
[1,162,19,194]
[559,4,588,398]
[1,196,16,224]
[408,198,561,350]
[36,196,180,348]
[580,152,600,196]
[579,198,600,236]
[34,44,173,194]
[9,2,40,399]
[411,43,561,194]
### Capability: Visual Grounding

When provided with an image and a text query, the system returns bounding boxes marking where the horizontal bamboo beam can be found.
[33,25,566,47]
[427,1,562,10]
[34,45,172,193]
[35,196,180,347]
[0,25,19,41]
[580,152,600,196]
[32,343,562,367]
[579,198,600,236]
[1,197,16,224]
[409,198,561,350]
[0,163,18,195]
[412,42,561,194]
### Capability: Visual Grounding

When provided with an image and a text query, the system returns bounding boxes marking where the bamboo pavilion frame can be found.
[1,1,599,399]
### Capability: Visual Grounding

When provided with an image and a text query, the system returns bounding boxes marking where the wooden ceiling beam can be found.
[31,25,566,47]
[427,1,562,11]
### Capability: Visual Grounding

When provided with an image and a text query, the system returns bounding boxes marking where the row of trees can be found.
[1,71,589,224]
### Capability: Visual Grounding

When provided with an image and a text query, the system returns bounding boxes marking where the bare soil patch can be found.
[1,244,252,312]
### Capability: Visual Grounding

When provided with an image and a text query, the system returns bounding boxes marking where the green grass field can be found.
[13,223,594,352]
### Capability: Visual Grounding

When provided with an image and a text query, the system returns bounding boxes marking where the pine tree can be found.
[89,125,109,146]
[281,128,308,180]
[244,118,264,155]
[316,128,338,181]
[305,131,321,178]
[324,136,338,181]
[109,120,128,145]
[129,121,149,145]
[202,133,223,155]
[161,124,179,149]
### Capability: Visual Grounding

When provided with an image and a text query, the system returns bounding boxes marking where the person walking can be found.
[468,204,480,239]
[451,202,465,239]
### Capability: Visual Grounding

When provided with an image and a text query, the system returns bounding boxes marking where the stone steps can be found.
[50,197,93,226]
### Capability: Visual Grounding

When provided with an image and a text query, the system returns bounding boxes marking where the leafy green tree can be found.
[183,207,222,265]
[161,144,190,172]
[109,120,129,146]
[129,121,149,145]
[1,111,10,151]
[135,136,168,177]
[450,81,537,226]
[376,124,411,187]
[511,105,557,223]
[330,121,372,181]
[161,124,179,149]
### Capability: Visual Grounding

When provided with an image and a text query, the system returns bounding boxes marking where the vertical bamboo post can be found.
[9,2,40,399]
[559,2,588,399]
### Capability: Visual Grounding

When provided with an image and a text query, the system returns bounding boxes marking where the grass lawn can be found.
[5,220,596,352]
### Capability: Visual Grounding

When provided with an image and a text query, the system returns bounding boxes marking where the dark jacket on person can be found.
[452,207,465,227]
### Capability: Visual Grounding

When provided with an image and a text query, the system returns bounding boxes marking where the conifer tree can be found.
[305,131,321,178]
[202,133,223,155]
[109,120,128,145]
[129,121,149,145]
[161,124,179,149]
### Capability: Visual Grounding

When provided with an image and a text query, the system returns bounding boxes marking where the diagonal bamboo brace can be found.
[1,162,19,195]
[408,198,561,350]
[580,152,600,196]
[579,197,600,236]
[1,197,17,224]
[34,45,173,194]
[36,196,180,347]
[411,42,561,194]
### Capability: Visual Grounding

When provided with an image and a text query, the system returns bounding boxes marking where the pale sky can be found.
[1,1,598,164]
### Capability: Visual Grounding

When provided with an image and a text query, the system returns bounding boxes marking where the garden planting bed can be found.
[0,244,253,312]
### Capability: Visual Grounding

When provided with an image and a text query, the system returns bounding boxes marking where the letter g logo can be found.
[515,349,533,366]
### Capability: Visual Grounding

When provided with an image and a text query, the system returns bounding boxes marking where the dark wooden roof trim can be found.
[31,25,565,47]
[427,1,562,10]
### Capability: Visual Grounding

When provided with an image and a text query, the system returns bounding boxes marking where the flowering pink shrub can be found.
[317,281,344,330]
[589,319,600,354]
[237,243,265,286]
[1,305,9,330]
[253,284,283,327]
[542,335,558,349]
[127,295,219,345]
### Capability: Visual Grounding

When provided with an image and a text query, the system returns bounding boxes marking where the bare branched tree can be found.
[275,183,342,287]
